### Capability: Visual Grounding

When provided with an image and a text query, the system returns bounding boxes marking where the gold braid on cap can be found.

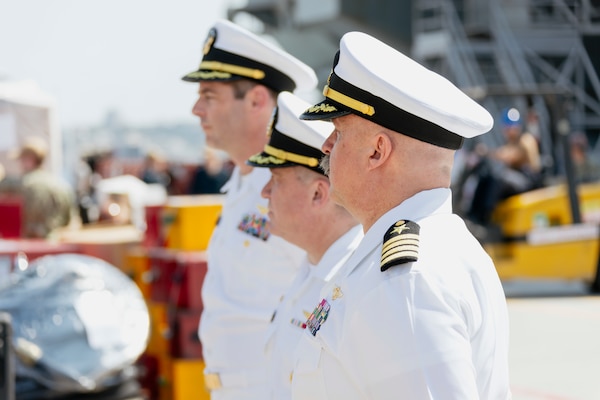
[200,61,265,80]
[323,85,375,116]
[263,145,320,167]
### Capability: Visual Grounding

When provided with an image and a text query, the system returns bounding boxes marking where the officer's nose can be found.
[322,131,335,154]
[261,178,273,199]
[192,97,206,119]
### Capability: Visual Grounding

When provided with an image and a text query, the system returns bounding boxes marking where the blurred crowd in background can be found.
[0,136,234,239]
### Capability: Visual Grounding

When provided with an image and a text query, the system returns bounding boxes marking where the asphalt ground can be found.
[503,280,600,400]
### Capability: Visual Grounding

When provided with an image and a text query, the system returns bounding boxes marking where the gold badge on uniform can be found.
[380,220,420,271]
[257,204,269,215]
[332,286,343,300]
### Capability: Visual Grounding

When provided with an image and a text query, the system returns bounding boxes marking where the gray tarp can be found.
[0,253,149,396]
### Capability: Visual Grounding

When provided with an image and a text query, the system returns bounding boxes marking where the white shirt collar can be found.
[220,166,270,195]
[341,188,453,276]
[309,224,363,281]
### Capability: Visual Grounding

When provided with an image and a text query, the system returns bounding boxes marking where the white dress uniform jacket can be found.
[291,188,511,400]
[200,166,305,400]
[264,225,363,400]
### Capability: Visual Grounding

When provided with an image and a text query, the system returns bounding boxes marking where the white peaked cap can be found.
[183,19,317,94]
[247,92,333,174]
[301,31,494,149]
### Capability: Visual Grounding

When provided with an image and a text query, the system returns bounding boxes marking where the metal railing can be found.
[412,0,600,162]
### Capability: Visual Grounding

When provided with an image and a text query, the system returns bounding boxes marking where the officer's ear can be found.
[311,176,329,206]
[368,131,393,170]
[246,84,271,109]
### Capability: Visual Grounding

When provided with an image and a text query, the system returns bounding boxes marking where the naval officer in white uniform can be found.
[291,31,512,399]
[182,19,317,399]
[246,91,362,399]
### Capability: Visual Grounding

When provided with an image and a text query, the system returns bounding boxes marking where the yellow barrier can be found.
[492,181,600,237]
[160,195,224,251]
[172,359,211,400]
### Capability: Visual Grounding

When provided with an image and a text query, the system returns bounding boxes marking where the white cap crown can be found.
[301,31,494,149]
[183,19,317,93]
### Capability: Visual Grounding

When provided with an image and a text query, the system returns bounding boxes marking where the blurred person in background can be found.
[569,131,600,184]
[188,147,232,194]
[140,150,173,189]
[0,136,75,238]
[467,107,543,227]
[75,151,113,225]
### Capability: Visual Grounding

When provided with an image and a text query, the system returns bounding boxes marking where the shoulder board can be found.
[380,220,420,272]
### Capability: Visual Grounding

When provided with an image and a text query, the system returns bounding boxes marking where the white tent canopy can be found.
[0,80,62,177]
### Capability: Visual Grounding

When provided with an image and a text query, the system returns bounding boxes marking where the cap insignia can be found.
[203,28,216,55]
[380,220,420,271]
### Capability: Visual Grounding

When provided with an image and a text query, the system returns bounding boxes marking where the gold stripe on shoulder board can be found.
[380,220,420,271]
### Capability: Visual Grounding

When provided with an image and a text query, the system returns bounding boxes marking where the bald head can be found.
[387,126,455,187]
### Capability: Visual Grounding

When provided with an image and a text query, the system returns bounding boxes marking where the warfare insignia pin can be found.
[380,220,420,271]
[332,286,343,300]
[257,204,269,215]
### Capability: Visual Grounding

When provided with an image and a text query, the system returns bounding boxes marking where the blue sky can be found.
[0,0,226,129]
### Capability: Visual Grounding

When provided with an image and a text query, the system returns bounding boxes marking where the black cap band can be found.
[182,47,296,93]
[247,129,325,175]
